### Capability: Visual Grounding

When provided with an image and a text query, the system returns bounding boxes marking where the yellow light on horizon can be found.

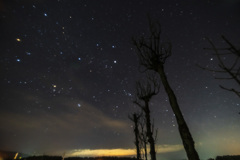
[67,145,184,157]
[69,149,135,157]
[14,153,18,159]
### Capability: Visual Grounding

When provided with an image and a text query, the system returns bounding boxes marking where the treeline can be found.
[65,156,137,160]
[20,156,137,160]
[215,155,240,160]
[21,155,61,160]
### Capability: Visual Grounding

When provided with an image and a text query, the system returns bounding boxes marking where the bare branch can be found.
[222,35,240,56]
[199,36,240,98]
[132,20,172,72]
[196,64,226,73]
[135,73,160,103]
[219,85,240,98]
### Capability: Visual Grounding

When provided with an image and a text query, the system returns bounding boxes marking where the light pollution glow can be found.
[67,145,183,157]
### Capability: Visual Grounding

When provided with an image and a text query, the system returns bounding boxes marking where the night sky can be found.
[0,0,240,160]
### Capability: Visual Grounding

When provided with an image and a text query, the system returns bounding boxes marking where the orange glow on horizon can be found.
[14,153,18,159]
[69,149,136,157]
[67,145,183,157]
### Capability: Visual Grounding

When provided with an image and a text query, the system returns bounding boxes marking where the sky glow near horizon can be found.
[67,145,184,157]
[0,0,240,160]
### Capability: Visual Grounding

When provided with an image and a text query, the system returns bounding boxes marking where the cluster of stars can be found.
[1,1,239,158]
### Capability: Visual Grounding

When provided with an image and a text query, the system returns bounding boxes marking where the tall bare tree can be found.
[134,73,160,160]
[129,113,142,160]
[133,18,200,160]
[200,36,240,98]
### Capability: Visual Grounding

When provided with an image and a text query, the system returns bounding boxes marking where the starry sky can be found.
[0,0,240,160]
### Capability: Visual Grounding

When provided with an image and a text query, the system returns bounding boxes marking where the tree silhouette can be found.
[129,113,142,160]
[200,36,240,98]
[132,18,200,160]
[134,73,160,160]
[139,117,148,160]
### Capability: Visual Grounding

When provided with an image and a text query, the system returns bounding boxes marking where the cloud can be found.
[155,144,183,153]
[0,101,128,134]
[0,97,130,153]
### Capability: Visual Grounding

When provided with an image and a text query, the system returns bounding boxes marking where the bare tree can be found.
[200,36,240,98]
[133,18,200,160]
[129,113,142,160]
[139,117,148,160]
[134,73,160,160]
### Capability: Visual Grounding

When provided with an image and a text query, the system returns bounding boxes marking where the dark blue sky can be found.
[0,0,239,160]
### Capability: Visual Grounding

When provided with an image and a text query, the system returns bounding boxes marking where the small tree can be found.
[134,73,160,160]
[129,113,142,160]
[133,18,200,160]
[139,117,148,160]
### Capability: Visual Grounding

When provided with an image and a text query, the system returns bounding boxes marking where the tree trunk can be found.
[144,102,156,160]
[144,141,148,160]
[157,65,200,160]
[133,114,141,160]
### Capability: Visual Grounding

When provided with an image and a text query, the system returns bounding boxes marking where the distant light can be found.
[114,60,117,63]
[210,58,213,61]
[78,57,81,61]
[78,103,81,107]
[112,45,116,48]
[44,13,48,17]
[16,38,21,42]
[52,84,57,88]
[16,59,21,62]
[14,153,18,159]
